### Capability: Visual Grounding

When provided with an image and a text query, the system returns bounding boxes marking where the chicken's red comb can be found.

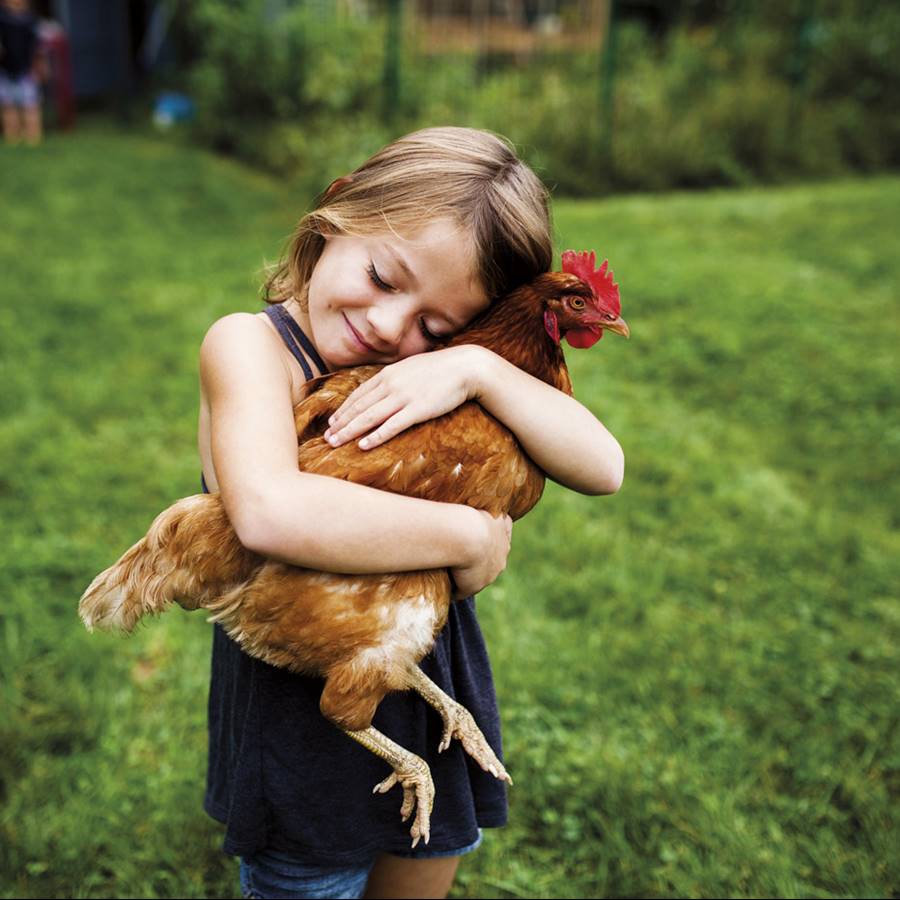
[561,250,621,316]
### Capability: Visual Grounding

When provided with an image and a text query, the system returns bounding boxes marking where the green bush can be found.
[807,7,900,168]
[176,0,388,181]
[170,2,900,195]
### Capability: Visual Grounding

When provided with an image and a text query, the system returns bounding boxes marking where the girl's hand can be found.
[450,510,513,599]
[323,345,489,450]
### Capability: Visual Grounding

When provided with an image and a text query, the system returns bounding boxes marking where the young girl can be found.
[198,127,624,900]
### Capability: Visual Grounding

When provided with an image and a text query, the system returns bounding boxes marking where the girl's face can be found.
[303,219,489,369]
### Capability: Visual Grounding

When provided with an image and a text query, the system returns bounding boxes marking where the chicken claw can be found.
[440,701,512,784]
[340,668,511,847]
[406,666,513,785]
[346,725,435,847]
[372,763,435,848]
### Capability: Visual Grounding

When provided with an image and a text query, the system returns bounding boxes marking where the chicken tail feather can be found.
[79,494,260,633]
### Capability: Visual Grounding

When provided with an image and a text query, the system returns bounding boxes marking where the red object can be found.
[39,21,75,130]
[561,250,621,317]
[559,250,622,348]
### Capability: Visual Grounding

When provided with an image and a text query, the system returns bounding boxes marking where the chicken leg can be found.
[345,725,436,848]
[406,665,511,784]
[343,664,511,847]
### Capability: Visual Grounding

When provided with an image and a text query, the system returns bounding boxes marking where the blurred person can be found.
[0,0,41,145]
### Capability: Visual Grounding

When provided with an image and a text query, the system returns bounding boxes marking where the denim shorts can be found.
[0,73,39,108]
[239,830,482,899]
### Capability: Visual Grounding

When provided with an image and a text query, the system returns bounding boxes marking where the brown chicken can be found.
[79,251,627,845]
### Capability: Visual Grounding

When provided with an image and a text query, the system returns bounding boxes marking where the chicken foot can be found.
[406,665,512,785]
[344,725,435,848]
[341,666,511,848]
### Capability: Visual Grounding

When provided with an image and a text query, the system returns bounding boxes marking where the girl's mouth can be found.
[343,314,379,354]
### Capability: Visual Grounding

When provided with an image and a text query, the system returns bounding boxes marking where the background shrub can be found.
[167,0,900,195]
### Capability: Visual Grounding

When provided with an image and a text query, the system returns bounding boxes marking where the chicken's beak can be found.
[603,315,630,338]
[581,303,630,338]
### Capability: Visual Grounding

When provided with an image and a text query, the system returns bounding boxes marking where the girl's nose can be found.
[366,300,412,348]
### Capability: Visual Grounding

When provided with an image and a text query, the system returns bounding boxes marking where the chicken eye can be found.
[569,297,586,310]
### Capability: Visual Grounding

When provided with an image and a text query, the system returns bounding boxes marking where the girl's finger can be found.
[327,382,387,434]
[330,371,383,413]
[327,388,393,440]
[356,409,417,450]
[326,396,403,446]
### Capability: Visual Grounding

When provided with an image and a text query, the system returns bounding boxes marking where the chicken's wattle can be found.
[565,326,602,348]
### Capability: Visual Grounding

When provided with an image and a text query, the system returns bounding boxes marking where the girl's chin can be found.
[324,341,370,368]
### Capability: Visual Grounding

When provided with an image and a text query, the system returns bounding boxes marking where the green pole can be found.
[384,0,402,122]
[787,0,816,139]
[601,0,618,163]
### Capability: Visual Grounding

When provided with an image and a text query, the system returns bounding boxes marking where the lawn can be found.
[1,124,897,899]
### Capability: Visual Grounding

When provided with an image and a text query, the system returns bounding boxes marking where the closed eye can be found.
[418,318,443,344]
[368,262,448,345]
[367,262,395,292]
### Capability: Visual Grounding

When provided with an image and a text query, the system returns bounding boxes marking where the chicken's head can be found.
[540,250,629,348]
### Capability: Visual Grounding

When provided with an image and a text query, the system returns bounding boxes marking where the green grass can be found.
[1,123,898,899]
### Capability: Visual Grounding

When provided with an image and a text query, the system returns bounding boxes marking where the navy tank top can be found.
[202,303,508,863]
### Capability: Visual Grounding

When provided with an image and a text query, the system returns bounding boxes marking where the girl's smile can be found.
[342,312,382,354]
[298,220,490,369]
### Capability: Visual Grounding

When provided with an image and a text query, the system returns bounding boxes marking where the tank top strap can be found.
[263,304,328,380]
[202,305,327,493]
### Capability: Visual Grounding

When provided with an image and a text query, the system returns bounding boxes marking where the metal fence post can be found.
[384,0,403,121]
[601,0,618,165]
[788,0,817,134]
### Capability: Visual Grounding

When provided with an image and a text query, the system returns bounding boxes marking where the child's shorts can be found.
[0,73,39,108]
[239,830,483,899]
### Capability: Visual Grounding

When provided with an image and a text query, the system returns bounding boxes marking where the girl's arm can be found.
[324,345,625,495]
[474,347,624,494]
[201,315,511,596]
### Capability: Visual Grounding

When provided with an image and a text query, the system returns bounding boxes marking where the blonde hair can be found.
[265,127,552,308]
